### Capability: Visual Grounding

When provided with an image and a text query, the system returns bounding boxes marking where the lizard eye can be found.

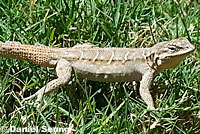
[168,46,177,53]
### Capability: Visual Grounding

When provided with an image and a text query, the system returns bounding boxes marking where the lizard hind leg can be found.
[23,59,72,104]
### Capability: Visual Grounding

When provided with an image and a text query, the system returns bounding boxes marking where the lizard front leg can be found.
[23,59,72,103]
[139,72,155,110]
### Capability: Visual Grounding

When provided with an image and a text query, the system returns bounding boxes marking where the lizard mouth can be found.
[171,44,195,58]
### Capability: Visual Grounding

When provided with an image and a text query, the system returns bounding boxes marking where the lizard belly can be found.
[71,61,142,82]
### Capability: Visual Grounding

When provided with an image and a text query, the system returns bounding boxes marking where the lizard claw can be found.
[22,94,37,102]
[5,41,21,44]
[147,105,156,110]
[21,91,40,105]
[155,108,167,111]
[22,96,42,108]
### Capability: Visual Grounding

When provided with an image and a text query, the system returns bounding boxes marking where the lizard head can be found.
[152,37,195,69]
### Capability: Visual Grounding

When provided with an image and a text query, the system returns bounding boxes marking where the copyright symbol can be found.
[1,127,8,132]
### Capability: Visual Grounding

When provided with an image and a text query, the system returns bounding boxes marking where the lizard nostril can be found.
[186,45,190,49]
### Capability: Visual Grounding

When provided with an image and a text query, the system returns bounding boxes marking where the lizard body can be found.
[0,38,195,109]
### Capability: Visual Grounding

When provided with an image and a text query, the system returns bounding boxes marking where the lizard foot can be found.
[22,94,44,108]
[147,105,156,110]
[5,41,21,44]
[22,93,38,103]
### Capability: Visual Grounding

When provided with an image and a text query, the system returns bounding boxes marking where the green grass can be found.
[0,0,200,133]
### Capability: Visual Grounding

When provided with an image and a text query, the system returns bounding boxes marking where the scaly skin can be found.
[0,38,195,109]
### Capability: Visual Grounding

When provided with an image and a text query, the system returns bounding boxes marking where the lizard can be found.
[0,37,195,109]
